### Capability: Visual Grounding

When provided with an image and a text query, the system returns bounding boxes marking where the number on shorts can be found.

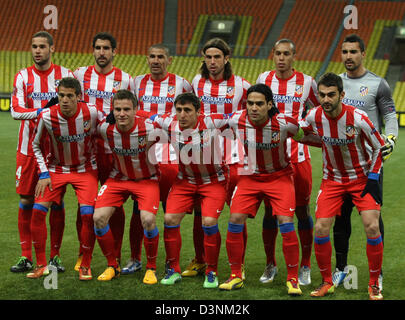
[16,166,22,180]
[98,185,107,197]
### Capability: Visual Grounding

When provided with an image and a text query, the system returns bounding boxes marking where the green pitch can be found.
[0,112,404,301]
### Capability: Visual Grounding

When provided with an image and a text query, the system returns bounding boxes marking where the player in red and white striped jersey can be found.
[298,73,385,299]
[28,78,103,279]
[218,84,303,295]
[94,89,160,284]
[256,39,319,285]
[154,93,227,288]
[73,32,134,268]
[10,31,73,274]
[185,38,251,277]
[119,44,192,275]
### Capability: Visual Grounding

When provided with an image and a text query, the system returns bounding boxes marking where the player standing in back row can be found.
[120,44,192,275]
[188,38,251,279]
[74,32,134,270]
[10,31,73,274]
[256,39,319,285]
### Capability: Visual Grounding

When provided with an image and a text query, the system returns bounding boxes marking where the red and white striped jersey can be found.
[192,74,251,164]
[154,114,227,185]
[33,102,103,175]
[134,72,192,114]
[256,70,319,163]
[74,65,134,154]
[192,74,251,115]
[97,117,159,181]
[11,64,73,156]
[134,72,192,163]
[299,104,385,183]
[226,110,300,175]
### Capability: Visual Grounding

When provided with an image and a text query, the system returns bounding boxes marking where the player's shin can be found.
[31,204,49,266]
[144,226,159,270]
[314,235,333,284]
[366,235,383,286]
[279,222,299,280]
[80,205,96,268]
[202,224,221,274]
[226,222,244,278]
[18,202,33,261]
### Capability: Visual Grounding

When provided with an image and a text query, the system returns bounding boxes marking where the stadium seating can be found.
[176,0,281,56]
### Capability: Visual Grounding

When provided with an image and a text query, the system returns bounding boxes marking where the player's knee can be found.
[93,210,108,229]
[141,212,156,230]
[20,195,35,206]
[164,213,181,226]
[315,219,332,237]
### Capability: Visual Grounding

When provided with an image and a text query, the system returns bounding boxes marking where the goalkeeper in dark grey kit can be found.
[333,34,398,289]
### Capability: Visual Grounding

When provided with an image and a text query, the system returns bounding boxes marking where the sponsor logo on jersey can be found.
[200,95,233,104]
[322,136,354,146]
[273,94,302,104]
[141,95,174,104]
[112,146,146,156]
[57,131,91,143]
[85,88,115,99]
[28,92,58,100]
[360,86,368,96]
[342,98,365,108]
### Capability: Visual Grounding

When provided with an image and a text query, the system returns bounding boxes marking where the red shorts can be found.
[158,163,178,202]
[96,152,114,184]
[292,159,312,206]
[36,170,98,205]
[95,178,160,214]
[230,169,296,218]
[315,178,381,219]
[166,178,226,219]
[15,153,39,196]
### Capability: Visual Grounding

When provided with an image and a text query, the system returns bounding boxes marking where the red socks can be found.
[202,224,221,274]
[95,224,118,268]
[144,227,159,270]
[225,223,245,278]
[367,235,383,286]
[49,202,65,259]
[31,204,48,266]
[18,202,33,261]
[314,235,333,284]
[279,223,300,281]
[163,224,181,273]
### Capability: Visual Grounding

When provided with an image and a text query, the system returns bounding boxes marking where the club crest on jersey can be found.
[83,120,91,132]
[345,125,357,138]
[295,85,303,96]
[167,86,176,97]
[138,135,147,147]
[55,79,61,88]
[271,131,280,143]
[360,86,368,96]
[112,81,121,93]
[226,86,235,98]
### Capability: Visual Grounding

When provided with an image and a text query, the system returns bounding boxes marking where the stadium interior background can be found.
[0,0,404,125]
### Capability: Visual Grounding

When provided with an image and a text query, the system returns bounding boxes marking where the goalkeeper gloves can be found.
[381,134,397,162]
[36,96,59,116]
[361,172,382,205]
[106,110,116,124]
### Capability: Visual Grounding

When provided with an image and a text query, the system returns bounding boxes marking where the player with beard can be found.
[74,32,134,271]
[10,31,73,274]
[332,34,398,290]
